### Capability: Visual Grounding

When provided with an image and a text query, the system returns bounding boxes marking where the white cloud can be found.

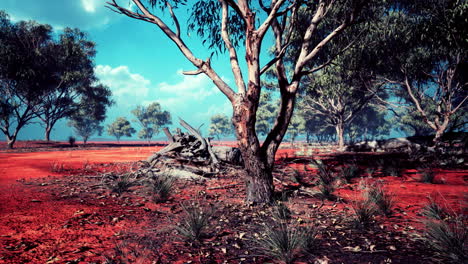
[95,65,150,105]
[0,0,129,30]
[95,65,232,131]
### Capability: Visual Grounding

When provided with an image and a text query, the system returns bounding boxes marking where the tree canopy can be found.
[132,102,171,143]
[107,117,136,143]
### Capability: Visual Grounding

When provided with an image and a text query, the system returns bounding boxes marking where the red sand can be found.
[0,142,466,263]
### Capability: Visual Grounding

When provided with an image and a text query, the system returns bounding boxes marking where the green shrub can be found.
[424,216,467,263]
[312,159,337,200]
[364,183,394,216]
[151,174,175,203]
[351,199,377,229]
[175,202,213,242]
[339,163,361,183]
[255,222,317,264]
[111,174,135,195]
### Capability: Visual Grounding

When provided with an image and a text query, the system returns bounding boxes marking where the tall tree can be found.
[286,114,305,145]
[209,114,234,140]
[107,117,136,143]
[346,105,390,143]
[35,28,100,142]
[108,0,388,203]
[0,12,54,148]
[132,102,171,143]
[68,84,113,145]
[300,60,384,150]
[256,92,277,136]
[376,0,467,143]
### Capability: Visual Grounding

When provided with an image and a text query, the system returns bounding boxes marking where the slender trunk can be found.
[433,128,444,144]
[336,121,345,151]
[45,125,51,142]
[7,135,16,149]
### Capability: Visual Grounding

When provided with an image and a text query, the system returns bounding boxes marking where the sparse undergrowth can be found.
[421,198,467,263]
[174,201,213,243]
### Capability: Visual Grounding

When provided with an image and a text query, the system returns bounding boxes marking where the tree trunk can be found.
[45,125,51,142]
[240,145,274,204]
[336,121,345,151]
[7,136,16,149]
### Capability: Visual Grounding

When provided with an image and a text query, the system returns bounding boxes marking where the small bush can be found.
[340,163,361,183]
[175,202,213,242]
[68,136,76,147]
[312,159,337,200]
[151,174,174,203]
[365,167,376,177]
[50,161,66,173]
[255,222,317,264]
[422,197,447,221]
[364,183,394,216]
[423,216,467,263]
[351,200,377,229]
[419,166,436,183]
[111,174,135,195]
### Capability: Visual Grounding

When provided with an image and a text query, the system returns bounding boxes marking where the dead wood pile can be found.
[142,118,242,178]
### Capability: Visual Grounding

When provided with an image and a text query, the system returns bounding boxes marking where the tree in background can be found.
[132,102,171,143]
[34,28,102,142]
[208,114,233,141]
[68,84,113,145]
[107,117,136,143]
[346,105,390,143]
[375,0,467,143]
[286,114,305,145]
[108,0,391,203]
[0,12,54,148]
[256,92,277,137]
[300,58,385,150]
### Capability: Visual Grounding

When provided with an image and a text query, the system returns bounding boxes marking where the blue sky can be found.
[1,0,238,141]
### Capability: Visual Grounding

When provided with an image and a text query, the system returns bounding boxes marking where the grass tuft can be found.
[175,201,213,243]
[350,199,377,229]
[364,182,394,216]
[111,174,135,195]
[254,222,317,264]
[339,163,361,183]
[151,174,175,203]
[312,159,337,200]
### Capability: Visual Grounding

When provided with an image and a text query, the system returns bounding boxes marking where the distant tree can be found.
[132,102,171,143]
[300,60,385,150]
[375,0,467,143]
[256,92,277,136]
[0,12,54,148]
[107,117,136,143]
[67,84,113,145]
[34,28,101,142]
[286,114,305,145]
[208,114,233,141]
[347,105,390,143]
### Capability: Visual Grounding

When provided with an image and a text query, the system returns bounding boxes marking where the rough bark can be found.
[336,121,345,151]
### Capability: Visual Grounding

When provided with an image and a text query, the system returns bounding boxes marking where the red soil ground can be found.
[0,141,466,263]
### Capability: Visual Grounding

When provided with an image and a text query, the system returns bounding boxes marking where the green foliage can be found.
[68,86,112,144]
[254,222,317,264]
[364,183,394,216]
[256,92,278,136]
[132,102,171,143]
[421,198,467,263]
[339,163,361,183]
[151,174,174,203]
[286,114,305,144]
[107,117,136,143]
[111,174,135,195]
[312,159,337,200]
[208,113,233,140]
[350,199,377,229]
[175,201,213,242]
